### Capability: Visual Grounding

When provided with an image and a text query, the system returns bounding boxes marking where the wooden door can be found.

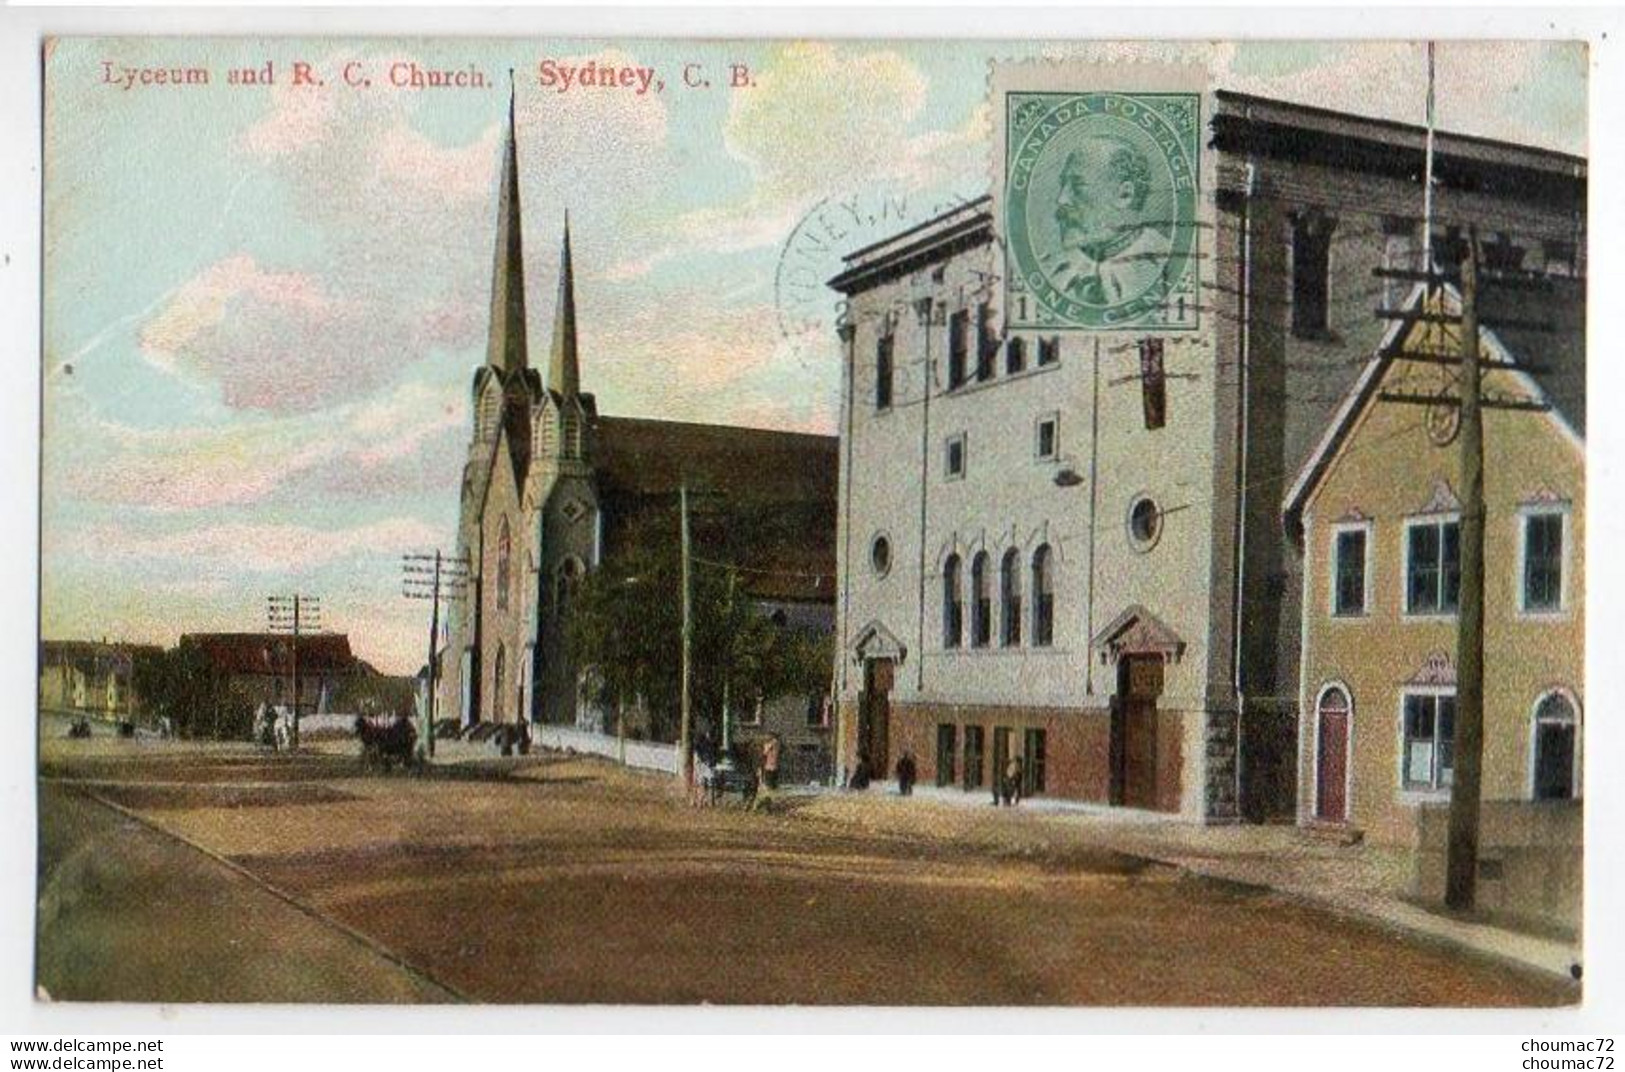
[860,659,893,778]
[1315,688,1350,822]
[1115,656,1163,809]
[1316,709,1348,821]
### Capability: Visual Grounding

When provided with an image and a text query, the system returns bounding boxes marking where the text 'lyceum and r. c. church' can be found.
[98,57,758,95]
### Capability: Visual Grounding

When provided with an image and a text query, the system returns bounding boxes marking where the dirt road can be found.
[36,738,1579,1006]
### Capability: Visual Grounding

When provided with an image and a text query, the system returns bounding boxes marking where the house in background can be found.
[179,632,359,720]
[826,89,1585,821]
[38,640,162,721]
[1283,280,1583,931]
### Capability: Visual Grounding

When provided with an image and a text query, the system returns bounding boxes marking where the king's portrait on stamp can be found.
[1004,90,1200,332]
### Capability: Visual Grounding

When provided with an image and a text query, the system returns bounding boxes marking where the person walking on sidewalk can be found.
[1002,754,1024,806]
[895,750,917,796]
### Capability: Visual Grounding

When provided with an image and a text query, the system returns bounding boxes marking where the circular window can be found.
[870,534,892,576]
[1128,496,1162,551]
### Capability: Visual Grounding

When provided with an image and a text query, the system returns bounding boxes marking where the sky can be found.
[40,38,1585,674]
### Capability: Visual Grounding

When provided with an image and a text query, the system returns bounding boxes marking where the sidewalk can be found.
[792,781,1581,982]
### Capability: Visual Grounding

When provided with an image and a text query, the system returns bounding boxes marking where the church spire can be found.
[549,211,580,399]
[484,73,527,374]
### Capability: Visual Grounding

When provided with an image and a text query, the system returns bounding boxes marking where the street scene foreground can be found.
[37,730,1577,1006]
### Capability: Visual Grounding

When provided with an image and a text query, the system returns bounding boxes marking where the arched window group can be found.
[944,543,1054,650]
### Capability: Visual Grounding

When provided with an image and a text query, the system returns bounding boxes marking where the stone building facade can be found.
[438,96,839,744]
[828,88,1584,820]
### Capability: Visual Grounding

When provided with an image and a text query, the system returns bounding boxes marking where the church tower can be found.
[530,214,602,729]
[441,80,543,728]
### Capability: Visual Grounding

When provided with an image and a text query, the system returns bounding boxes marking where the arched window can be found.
[1031,544,1054,647]
[496,517,512,611]
[492,644,507,724]
[555,558,583,622]
[1532,691,1579,801]
[970,552,991,648]
[942,554,963,648]
[1000,548,1023,647]
[479,383,501,441]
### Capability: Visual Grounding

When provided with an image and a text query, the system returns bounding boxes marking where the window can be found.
[962,726,985,790]
[970,552,991,648]
[1532,691,1578,801]
[975,303,996,382]
[1035,415,1058,462]
[870,534,892,577]
[1006,337,1027,375]
[1332,527,1368,617]
[1031,544,1054,647]
[875,334,894,410]
[1037,337,1060,367]
[1402,693,1456,792]
[740,696,764,727]
[555,558,582,622]
[1290,210,1336,338]
[1138,338,1167,430]
[935,724,958,787]
[945,433,966,480]
[1000,548,1022,647]
[496,517,512,611]
[1406,519,1460,615]
[1023,728,1047,795]
[492,644,507,724]
[1128,496,1162,551]
[943,554,964,648]
[948,309,969,389]
[1521,511,1565,613]
[805,694,828,729]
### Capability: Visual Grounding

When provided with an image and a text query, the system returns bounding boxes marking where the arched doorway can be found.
[1531,690,1580,801]
[493,644,507,724]
[1314,684,1352,823]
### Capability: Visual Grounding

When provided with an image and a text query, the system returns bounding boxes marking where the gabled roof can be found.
[178,633,358,676]
[1282,279,1585,538]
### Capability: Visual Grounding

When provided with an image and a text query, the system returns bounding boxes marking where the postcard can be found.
[35,35,1585,1007]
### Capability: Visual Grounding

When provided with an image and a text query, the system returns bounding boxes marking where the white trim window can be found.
[1401,691,1456,793]
[1330,522,1371,617]
[1404,516,1460,616]
[1518,506,1568,614]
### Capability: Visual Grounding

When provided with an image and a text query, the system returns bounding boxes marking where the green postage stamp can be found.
[1002,88,1201,332]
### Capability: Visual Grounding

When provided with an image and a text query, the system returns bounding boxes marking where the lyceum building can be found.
[828,86,1585,821]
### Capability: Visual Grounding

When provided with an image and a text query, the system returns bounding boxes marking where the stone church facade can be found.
[439,97,839,737]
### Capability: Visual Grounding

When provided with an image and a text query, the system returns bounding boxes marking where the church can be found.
[437,96,839,742]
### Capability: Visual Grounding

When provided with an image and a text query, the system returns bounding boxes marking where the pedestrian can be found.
[895,750,917,796]
[761,734,781,792]
[849,752,872,790]
[1006,754,1025,806]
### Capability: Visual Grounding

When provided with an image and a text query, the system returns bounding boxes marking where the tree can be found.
[132,645,245,739]
[567,536,832,745]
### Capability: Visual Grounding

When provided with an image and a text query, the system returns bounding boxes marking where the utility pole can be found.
[267,594,320,748]
[403,552,470,761]
[679,482,695,796]
[1446,229,1486,910]
[1373,230,1552,912]
[718,569,738,772]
